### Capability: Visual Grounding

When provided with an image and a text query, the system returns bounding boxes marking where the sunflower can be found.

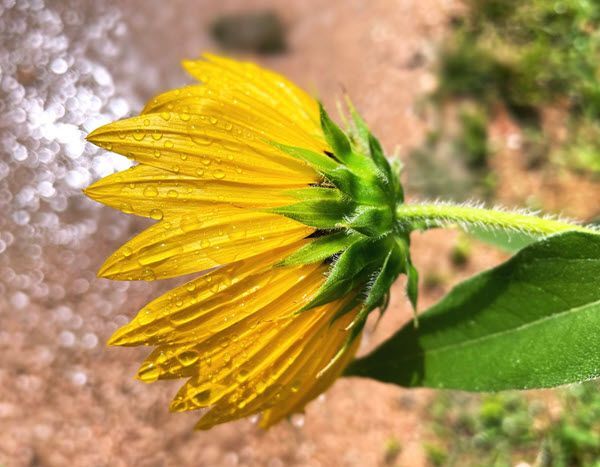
[85,54,415,429]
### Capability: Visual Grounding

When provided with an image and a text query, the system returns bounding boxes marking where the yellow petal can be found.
[260,327,360,428]
[98,206,312,280]
[85,164,304,218]
[86,111,319,185]
[141,83,323,155]
[181,53,320,138]
[192,297,359,429]
[109,242,315,347]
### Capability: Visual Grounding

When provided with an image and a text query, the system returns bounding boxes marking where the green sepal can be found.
[362,244,403,313]
[396,234,419,313]
[278,231,362,267]
[368,133,404,203]
[343,205,394,237]
[271,197,355,229]
[319,102,353,165]
[367,133,393,182]
[406,261,419,314]
[345,96,371,153]
[284,186,346,202]
[330,291,363,323]
[270,141,339,174]
[302,238,384,311]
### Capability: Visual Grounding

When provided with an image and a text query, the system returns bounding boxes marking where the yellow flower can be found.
[85,54,410,429]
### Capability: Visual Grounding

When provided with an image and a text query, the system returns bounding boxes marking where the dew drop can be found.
[177,350,200,366]
[160,112,171,121]
[236,368,250,383]
[193,389,212,405]
[167,189,178,198]
[149,208,163,220]
[190,127,212,146]
[195,168,205,177]
[164,140,174,149]
[213,169,225,179]
[143,186,159,197]
[132,130,145,141]
[122,246,133,258]
[151,132,163,141]
[179,214,200,233]
[138,363,160,382]
[142,268,156,281]
[137,309,154,325]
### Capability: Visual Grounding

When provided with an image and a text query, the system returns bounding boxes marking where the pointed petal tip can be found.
[97,259,118,280]
[106,324,134,346]
[86,125,107,144]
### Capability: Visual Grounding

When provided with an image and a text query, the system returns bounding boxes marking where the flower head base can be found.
[85,54,414,429]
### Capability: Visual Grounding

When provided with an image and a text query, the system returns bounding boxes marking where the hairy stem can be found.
[396,203,597,236]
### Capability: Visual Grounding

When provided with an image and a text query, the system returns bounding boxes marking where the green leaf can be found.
[465,224,543,253]
[346,231,600,391]
[278,231,361,266]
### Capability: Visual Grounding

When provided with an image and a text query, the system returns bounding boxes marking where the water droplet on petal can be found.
[213,169,225,179]
[236,368,250,383]
[138,363,160,382]
[143,186,158,197]
[180,214,200,233]
[149,208,163,220]
[142,268,156,281]
[177,350,199,367]
[193,389,212,405]
[132,130,145,141]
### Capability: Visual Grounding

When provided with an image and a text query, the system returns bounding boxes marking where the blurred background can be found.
[0,0,599,465]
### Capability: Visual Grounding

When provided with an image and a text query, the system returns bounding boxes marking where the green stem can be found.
[396,203,596,236]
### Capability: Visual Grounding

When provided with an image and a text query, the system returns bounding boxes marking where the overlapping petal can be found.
[86,111,320,184]
[98,206,312,280]
[85,164,304,218]
[86,54,369,430]
[109,246,359,430]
